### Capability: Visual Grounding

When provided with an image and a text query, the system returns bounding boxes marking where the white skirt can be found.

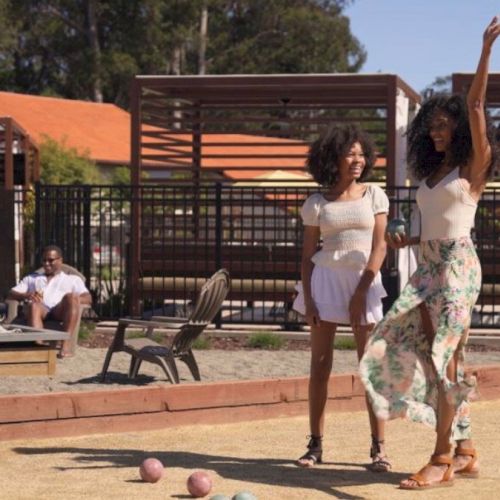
[293,264,387,325]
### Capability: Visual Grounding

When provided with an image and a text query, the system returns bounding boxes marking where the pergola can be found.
[130,74,421,186]
[452,73,500,104]
[128,74,421,315]
[0,116,40,189]
[453,73,500,151]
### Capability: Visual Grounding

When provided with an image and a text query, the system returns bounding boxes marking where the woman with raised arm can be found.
[360,17,500,490]
[293,124,391,471]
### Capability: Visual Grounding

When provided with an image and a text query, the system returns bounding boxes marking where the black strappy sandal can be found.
[296,435,323,468]
[370,435,392,472]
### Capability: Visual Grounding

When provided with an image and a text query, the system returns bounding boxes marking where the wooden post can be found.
[130,78,142,316]
[0,189,16,298]
[4,118,14,190]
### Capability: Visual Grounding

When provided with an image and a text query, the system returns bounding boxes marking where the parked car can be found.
[92,245,121,266]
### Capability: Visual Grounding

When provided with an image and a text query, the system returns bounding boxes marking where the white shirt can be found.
[301,184,390,270]
[12,271,89,310]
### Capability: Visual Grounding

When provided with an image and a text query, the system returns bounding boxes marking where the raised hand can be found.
[384,231,409,249]
[483,16,500,50]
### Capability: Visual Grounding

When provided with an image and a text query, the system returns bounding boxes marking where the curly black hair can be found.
[407,94,498,180]
[306,124,376,186]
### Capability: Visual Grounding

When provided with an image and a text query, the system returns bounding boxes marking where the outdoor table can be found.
[0,324,69,376]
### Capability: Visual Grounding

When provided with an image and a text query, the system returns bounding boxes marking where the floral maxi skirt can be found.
[360,237,481,440]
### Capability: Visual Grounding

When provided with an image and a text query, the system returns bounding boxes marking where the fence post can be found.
[34,182,42,261]
[214,182,223,328]
[82,185,92,287]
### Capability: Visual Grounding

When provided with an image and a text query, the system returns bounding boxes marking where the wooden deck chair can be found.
[100,268,230,384]
[4,264,90,356]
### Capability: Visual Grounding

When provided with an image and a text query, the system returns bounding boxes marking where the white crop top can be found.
[301,184,389,270]
[416,167,477,242]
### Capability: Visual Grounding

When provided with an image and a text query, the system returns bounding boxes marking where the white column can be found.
[13,189,21,283]
[395,90,417,290]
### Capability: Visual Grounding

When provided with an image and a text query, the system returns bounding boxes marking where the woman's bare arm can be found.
[350,212,387,327]
[466,16,500,192]
[301,225,321,327]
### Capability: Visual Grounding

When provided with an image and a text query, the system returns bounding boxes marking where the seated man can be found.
[7,245,92,358]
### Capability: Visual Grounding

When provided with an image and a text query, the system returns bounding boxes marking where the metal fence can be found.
[13,186,35,280]
[34,183,500,328]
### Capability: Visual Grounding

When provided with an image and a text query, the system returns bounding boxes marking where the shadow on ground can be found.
[14,445,408,499]
[63,372,158,387]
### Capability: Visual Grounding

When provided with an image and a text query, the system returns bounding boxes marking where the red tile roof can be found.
[0,91,131,165]
[0,91,386,179]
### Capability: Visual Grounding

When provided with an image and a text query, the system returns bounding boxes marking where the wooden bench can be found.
[133,237,500,327]
[137,243,301,324]
[136,243,401,324]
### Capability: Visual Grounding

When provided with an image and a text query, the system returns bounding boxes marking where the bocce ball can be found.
[232,492,258,500]
[139,457,164,483]
[187,470,213,497]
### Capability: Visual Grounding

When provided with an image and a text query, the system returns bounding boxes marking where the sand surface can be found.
[1,346,500,395]
[1,399,499,499]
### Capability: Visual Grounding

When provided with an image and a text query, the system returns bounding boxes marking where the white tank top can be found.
[416,167,477,241]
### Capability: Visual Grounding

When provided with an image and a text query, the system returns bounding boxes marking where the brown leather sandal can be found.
[296,435,323,468]
[454,447,479,478]
[399,454,454,490]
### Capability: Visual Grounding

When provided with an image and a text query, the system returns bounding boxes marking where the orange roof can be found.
[0,91,130,165]
[0,91,387,178]
[141,131,386,178]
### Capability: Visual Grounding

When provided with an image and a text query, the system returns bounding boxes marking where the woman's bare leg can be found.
[309,320,336,436]
[297,320,336,466]
[451,340,480,473]
[354,325,388,467]
[401,303,457,487]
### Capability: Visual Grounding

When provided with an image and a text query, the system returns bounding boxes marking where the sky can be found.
[344,0,500,93]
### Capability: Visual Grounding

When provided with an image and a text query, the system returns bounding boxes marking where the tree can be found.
[0,0,363,106]
[422,75,452,98]
[39,136,102,184]
[206,0,365,74]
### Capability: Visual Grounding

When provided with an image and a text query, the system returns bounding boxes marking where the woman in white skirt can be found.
[294,124,390,470]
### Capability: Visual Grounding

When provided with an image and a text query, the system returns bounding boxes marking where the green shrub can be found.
[124,330,164,343]
[334,336,357,350]
[192,337,211,350]
[78,320,96,341]
[247,332,285,350]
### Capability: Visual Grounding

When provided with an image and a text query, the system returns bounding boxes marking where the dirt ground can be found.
[1,399,499,500]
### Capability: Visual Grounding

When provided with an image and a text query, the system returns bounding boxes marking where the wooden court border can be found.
[1,365,500,441]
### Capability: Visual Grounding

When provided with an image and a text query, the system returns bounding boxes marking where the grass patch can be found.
[247,332,285,350]
[334,336,357,350]
[125,330,165,343]
[192,337,211,350]
[78,320,96,341]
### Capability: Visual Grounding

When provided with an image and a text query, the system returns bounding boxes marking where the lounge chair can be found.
[100,268,230,384]
[4,264,90,356]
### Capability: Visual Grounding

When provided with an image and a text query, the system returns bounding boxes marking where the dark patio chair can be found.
[100,268,230,384]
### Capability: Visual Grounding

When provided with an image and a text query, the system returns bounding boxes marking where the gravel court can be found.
[2,347,500,395]
[1,399,500,499]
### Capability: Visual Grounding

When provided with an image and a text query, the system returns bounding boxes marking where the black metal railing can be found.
[34,183,499,328]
